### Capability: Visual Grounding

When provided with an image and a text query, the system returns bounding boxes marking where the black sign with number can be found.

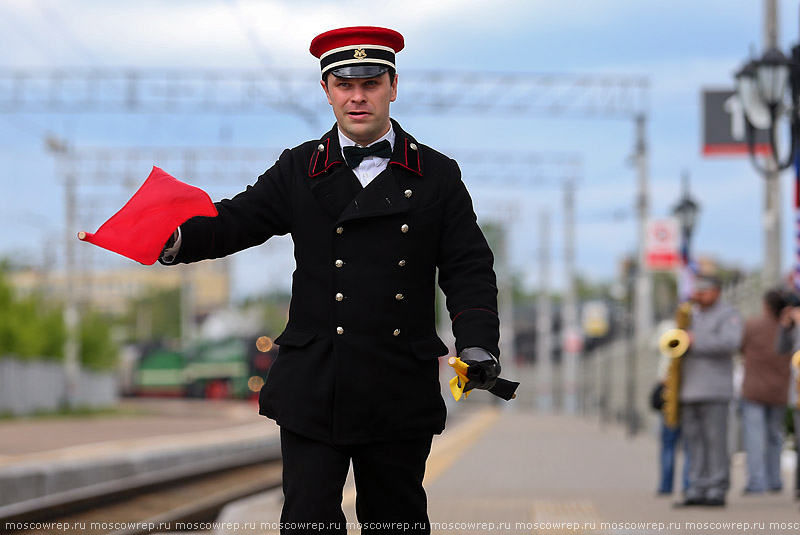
[702,89,770,156]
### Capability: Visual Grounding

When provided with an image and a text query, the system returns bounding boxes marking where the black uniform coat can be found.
[173,119,500,444]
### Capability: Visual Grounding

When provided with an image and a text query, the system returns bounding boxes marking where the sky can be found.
[1,0,799,300]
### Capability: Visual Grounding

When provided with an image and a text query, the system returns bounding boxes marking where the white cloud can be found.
[0,0,532,69]
[3,0,800,293]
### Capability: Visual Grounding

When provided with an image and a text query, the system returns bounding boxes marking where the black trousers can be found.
[279,427,433,535]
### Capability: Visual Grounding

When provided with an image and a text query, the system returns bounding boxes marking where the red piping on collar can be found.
[388,137,422,176]
[308,138,344,177]
[389,161,422,176]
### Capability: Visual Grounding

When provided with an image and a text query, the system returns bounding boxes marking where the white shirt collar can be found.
[338,124,395,155]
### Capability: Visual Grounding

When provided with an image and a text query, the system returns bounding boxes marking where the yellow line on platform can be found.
[340,406,500,510]
[424,406,500,484]
[530,499,604,535]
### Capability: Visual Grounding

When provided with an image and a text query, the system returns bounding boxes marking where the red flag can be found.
[78,166,217,265]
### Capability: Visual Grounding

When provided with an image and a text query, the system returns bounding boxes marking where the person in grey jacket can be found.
[676,274,744,507]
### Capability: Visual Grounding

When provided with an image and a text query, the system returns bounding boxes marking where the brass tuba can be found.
[658,301,692,427]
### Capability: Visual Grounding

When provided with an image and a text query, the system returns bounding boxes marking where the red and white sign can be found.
[645,218,679,271]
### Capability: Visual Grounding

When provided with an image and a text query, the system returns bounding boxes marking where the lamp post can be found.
[736,46,799,171]
[734,1,799,286]
[672,171,700,301]
[673,172,700,262]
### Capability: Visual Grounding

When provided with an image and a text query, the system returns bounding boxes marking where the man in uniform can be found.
[160,26,502,533]
[675,273,743,507]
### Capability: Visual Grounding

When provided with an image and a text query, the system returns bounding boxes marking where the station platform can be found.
[217,404,800,535]
[2,399,800,534]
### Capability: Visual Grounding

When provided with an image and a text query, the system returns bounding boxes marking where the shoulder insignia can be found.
[389,137,423,176]
[309,138,343,177]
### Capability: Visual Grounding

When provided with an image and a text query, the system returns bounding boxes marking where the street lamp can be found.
[733,24,800,287]
[736,45,799,172]
[672,171,700,303]
[672,172,700,262]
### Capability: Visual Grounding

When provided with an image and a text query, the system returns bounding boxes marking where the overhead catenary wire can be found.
[34,0,105,66]
[0,3,64,65]
[0,115,49,140]
[221,0,274,69]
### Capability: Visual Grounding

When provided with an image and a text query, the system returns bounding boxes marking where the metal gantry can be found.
[0,68,648,118]
[5,68,648,417]
[51,144,582,244]
[51,144,582,389]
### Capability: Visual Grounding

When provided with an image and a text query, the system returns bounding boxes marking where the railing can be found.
[0,357,117,416]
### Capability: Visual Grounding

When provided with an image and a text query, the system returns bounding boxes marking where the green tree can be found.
[125,287,181,342]
[261,295,290,337]
[10,298,66,361]
[0,262,65,359]
[571,275,612,302]
[0,265,66,360]
[241,291,291,338]
[0,263,117,370]
[79,311,118,370]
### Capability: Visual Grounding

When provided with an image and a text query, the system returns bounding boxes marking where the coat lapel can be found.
[336,165,410,225]
[307,120,422,223]
[307,126,362,219]
[388,119,423,177]
[309,165,363,220]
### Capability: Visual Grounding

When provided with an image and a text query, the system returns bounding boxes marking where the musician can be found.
[740,290,791,495]
[653,316,689,496]
[159,26,501,534]
[675,273,743,507]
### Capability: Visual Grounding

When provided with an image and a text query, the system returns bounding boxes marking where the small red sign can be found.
[645,219,679,271]
[646,251,680,271]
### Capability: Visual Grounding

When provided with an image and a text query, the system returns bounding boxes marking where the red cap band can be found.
[310,26,404,76]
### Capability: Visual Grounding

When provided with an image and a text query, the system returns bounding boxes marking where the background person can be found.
[739,289,792,495]
[776,293,800,503]
[652,316,690,496]
[676,273,743,507]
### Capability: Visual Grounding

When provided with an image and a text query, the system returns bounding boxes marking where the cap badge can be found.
[354,48,367,60]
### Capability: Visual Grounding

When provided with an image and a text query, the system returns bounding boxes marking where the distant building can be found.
[9,259,230,316]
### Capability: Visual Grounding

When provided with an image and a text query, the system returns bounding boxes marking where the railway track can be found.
[1,453,282,535]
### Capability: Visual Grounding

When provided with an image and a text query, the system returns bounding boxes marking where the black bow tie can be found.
[343,140,392,169]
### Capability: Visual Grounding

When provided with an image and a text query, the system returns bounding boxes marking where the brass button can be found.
[409,143,418,151]
[317,144,325,152]
[336,226,344,235]
[337,326,344,335]
[401,224,409,233]
[393,329,401,337]
[335,259,344,268]
[398,260,406,267]
[335,293,344,302]
[404,189,412,198]
[395,293,404,301]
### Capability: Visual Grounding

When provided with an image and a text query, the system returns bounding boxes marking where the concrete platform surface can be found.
[3,400,800,534]
[209,405,800,535]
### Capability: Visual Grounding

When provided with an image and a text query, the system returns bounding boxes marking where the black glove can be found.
[459,347,500,393]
